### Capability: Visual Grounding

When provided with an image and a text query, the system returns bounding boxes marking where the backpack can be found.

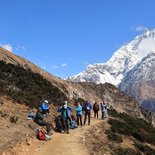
[55,115,63,132]
[70,121,77,129]
[94,104,99,111]
[36,128,46,140]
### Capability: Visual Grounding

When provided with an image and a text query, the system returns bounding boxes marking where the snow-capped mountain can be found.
[69,29,155,85]
[119,52,155,112]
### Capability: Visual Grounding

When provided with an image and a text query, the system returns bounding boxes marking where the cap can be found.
[44,100,49,104]
[64,100,68,105]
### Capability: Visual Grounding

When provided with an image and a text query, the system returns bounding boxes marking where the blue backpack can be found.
[70,121,77,129]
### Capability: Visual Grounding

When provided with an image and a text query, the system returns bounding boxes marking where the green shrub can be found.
[108,112,155,145]
[10,116,19,123]
[134,142,155,155]
[112,147,141,155]
[108,108,118,117]
[0,60,67,108]
[106,130,123,143]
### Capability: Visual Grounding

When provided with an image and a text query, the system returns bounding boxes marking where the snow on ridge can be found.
[69,29,155,85]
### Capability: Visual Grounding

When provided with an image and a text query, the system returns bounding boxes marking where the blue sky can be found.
[0,0,155,78]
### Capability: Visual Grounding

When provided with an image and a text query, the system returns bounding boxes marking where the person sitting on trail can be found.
[57,101,72,134]
[84,100,92,126]
[101,98,108,120]
[35,100,52,135]
[41,100,50,114]
[76,102,83,126]
[70,115,78,129]
[93,102,100,119]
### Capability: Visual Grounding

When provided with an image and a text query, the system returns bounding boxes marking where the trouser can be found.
[102,111,107,119]
[77,114,82,126]
[94,110,99,118]
[36,119,51,134]
[84,111,91,125]
[62,118,69,132]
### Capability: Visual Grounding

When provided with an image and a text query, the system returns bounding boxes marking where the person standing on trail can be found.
[84,100,92,125]
[93,102,100,119]
[76,102,83,126]
[58,101,72,134]
[35,100,52,135]
[101,98,108,120]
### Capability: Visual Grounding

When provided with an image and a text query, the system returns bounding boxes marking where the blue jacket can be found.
[76,105,82,116]
[58,106,72,119]
[41,102,49,110]
[85,102,92,113]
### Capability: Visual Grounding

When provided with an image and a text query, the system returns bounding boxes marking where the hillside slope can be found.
[1,47,155,154]
[6,110,155,155]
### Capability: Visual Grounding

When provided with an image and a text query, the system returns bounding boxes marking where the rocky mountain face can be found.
[119,52,155,112]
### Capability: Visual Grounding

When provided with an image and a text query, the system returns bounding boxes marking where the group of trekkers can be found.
[34,98,108,139]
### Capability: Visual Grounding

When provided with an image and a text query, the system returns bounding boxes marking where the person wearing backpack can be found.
[58,101,72,134]
[93,102,100,118]
[35,100,52,136]
[101,98,108,120]
[76,102,83,126]
[84,100,92,125]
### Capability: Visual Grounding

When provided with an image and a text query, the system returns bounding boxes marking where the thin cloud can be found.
[131,25,148,32]
[0,44,13,52]
[61,63,67,67]
[52,65,59,69]
[15,45,27,51]
[52,63,67,69]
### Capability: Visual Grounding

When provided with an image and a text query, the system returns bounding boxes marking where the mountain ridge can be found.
[69,29,155,85]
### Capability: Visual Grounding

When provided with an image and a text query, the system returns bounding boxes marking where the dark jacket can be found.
[35,107,44,121]
[93,103,100,111]
[84,102,92,113]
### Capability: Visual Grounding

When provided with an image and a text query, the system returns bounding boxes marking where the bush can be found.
[134,142,155,155]
[108,112,155,145]
[106,130,123,143]
[108,108,118,117]
[0,110,7,118]
[10,116,19,123]
[0,60,67,108]
[112,147,141,155]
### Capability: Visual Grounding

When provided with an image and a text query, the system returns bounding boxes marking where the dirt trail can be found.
[24,118,102,155]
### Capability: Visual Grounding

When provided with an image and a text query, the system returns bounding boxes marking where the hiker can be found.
[93,102,100,118]
[70,115,78,129]
[35,100,52,135]
[84,100,92,125]
[101,99,108,120]
[57,101,72,134]
[76,102,83,126]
